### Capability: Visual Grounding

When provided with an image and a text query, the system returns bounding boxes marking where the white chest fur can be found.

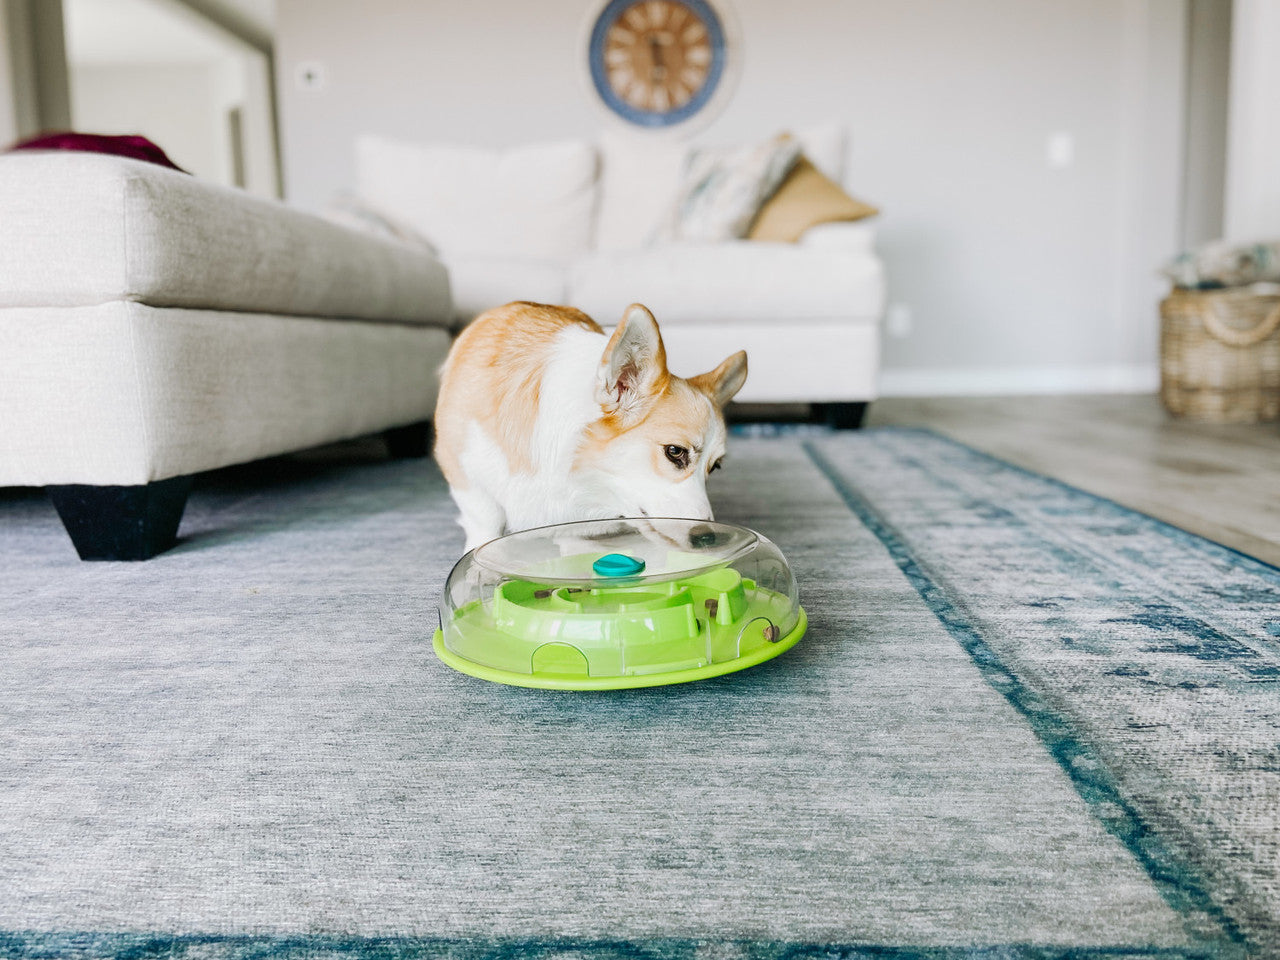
[455,326,613,535]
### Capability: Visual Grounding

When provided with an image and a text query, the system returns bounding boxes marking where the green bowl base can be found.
[432,606,806,691]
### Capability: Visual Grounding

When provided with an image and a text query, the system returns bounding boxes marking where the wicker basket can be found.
[1160,286,1280,422]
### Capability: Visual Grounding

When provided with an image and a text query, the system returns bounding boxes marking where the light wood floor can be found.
[865,394,1280,568]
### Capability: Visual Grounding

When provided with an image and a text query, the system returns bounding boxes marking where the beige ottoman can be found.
[0,152,453,559]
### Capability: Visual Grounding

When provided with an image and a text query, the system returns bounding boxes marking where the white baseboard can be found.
[878,363,1160,397]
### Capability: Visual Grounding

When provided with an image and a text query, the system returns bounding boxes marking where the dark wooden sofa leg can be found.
[812,401,869,430]
[384,420,434,459]
[47,476,193,561]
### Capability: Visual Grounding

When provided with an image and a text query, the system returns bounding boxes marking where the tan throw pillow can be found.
[747,155,879,243]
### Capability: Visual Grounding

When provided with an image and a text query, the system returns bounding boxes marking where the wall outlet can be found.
[886,303,913,338]
[295,61,328,92]
[1047,131,1075,168]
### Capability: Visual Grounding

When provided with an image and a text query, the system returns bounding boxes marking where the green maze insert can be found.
[443,566,797,683]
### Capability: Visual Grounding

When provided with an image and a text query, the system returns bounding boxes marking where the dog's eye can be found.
[709,458,723,474]
[663,444,690,469]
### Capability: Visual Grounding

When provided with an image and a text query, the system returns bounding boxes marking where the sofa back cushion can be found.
[594,133,691,253]
[792,121,846,184]
[355,135,599,263]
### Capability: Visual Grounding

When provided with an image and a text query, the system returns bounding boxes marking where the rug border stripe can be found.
[0,931,1232,959]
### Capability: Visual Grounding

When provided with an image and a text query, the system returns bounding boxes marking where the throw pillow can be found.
[670,133,802,243]
[747,155,879,243]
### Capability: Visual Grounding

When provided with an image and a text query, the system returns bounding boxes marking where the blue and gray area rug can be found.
[1,428,1277,959]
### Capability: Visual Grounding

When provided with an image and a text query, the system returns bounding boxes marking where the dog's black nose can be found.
[688,525,718,549]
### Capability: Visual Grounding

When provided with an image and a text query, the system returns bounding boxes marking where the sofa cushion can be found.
[444,256,568,326]
[567,240,885,324]
[0,152,453,326]
[0,301,452,486]
[355,135,598,263]
[797,221,880,257]
[595,133,690,253]
[657,322,879,403]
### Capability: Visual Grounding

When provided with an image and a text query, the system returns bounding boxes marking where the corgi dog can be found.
[434,301,748,551]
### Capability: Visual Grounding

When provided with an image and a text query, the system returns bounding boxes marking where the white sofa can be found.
[0,152,454,560]
[353,128,885,426]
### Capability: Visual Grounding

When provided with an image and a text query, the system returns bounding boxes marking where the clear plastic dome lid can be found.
[434,518,804,690]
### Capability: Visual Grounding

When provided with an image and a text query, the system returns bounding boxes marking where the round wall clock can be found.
[586,0,734,130]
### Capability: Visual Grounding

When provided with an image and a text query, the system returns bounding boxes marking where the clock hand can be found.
[649,35,666,79]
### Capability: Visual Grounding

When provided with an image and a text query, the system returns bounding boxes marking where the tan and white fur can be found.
[434,301,747,551]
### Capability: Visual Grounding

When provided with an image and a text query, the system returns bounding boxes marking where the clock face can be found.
[587,0,728,128]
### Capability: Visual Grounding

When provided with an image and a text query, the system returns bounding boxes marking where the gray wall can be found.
[276,0,1190,394]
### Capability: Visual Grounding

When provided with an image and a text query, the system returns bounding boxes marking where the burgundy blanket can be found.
[7,132,187,173]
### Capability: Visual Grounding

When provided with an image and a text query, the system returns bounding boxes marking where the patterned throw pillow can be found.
[669,133,802,243]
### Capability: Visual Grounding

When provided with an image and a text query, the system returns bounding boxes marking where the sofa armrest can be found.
[797,221,879,257]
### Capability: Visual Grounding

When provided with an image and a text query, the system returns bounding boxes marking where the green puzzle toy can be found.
[433,518,807,690]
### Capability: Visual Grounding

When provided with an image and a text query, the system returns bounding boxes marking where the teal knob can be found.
[593,553,646,577]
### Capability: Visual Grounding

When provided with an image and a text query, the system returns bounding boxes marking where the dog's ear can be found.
[690,350,748,408]
[597,303,669,421]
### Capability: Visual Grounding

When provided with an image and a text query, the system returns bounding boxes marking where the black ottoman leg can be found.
[47,476,193,561]
[384,420,434,459]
